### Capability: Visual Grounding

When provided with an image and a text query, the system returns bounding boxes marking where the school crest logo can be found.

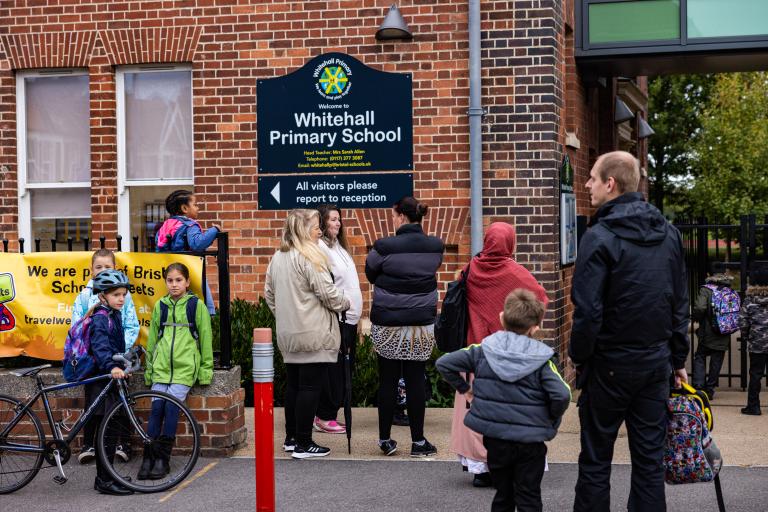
[314,58,353,100]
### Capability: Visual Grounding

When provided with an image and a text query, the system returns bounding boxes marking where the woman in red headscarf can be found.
[449,222,548,486]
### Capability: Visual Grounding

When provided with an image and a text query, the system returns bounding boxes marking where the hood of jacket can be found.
[593,192,668,247]
[706,274,735,287]
[159,292,196,308]
[481,331,554,383]
[747,285,768,300]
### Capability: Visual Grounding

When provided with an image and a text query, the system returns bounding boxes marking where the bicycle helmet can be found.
[93,269,130,293]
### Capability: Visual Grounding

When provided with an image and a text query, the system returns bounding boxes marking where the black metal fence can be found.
[1,232,231,369]
[675,214,768,389]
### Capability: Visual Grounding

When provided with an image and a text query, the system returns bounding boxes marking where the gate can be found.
[1,233,232,369]
[675,214,768,389]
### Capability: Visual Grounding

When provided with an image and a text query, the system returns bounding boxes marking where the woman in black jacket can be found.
[365,196,444,457]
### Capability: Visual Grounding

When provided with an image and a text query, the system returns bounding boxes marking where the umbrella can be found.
[342,310,353,454]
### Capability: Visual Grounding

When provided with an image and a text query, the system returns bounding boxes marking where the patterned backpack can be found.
[664,382,722,485]
[62,309,111,382]
[704,284,741,335]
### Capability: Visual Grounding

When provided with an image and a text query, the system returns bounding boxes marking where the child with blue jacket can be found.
[72,249,139,464]
[155,189,221,314]
[437,289,571,512]
[84,269,133,496]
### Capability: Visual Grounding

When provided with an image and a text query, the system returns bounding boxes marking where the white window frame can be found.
[116,64,194,245]
[16,69,91,245]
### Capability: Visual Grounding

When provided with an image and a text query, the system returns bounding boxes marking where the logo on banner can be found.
[314,58,352,100]
[0,273,16,332]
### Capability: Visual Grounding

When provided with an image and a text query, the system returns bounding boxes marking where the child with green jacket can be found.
[139,262,213,480]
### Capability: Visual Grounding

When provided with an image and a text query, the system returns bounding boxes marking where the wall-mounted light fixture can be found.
[376,4,413,40]
[638,117,655,138]
[614,98,635,123]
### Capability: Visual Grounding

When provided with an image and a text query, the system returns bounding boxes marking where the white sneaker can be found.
[78,446,96,464]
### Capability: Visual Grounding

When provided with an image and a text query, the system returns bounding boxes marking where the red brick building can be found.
[0,1,650,370]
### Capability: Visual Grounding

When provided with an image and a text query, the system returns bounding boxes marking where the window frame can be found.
[16,68,91,246]
[116,64,195,246]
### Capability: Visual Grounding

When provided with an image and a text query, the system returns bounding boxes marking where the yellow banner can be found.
[0,252,204,360]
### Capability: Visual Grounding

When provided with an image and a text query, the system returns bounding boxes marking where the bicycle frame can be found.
[0,372,149,455]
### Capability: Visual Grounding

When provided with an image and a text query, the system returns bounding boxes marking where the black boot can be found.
[94,476,134,496]
[137,443,155,480]
[147,436,173,480]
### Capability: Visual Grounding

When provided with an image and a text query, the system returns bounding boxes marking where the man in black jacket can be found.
[569,151,689,512]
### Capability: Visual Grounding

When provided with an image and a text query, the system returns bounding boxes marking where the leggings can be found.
[285,363,330,445]
[377,355,426,443]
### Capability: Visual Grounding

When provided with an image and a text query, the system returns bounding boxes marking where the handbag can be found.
[435,263,470,353]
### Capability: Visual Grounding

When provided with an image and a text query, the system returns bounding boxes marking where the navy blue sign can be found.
[258,173,413,210]
[257,53,413,173]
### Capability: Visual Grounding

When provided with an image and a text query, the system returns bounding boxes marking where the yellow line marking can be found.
[158,461,218,503]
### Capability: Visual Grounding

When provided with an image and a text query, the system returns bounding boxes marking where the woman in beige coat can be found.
[265,209,350,459]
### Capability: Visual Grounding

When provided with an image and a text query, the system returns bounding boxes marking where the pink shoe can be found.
[313,418,346,434]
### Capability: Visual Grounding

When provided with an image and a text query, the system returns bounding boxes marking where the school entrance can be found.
[575,1,768,388]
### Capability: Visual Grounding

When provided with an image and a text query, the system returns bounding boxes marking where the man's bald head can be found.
[594,151,640,194]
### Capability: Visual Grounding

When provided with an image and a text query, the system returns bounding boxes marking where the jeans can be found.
[692,345,725,392]
[148,383,191,439]
[377,355,426,442]
[574,364,670,512]
[284,363,329,445]
[483,437,547,512]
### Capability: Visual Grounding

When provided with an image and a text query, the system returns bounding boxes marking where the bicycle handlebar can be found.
[111,345,145,376]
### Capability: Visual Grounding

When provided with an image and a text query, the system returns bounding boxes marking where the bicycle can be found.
[0,347,200,494]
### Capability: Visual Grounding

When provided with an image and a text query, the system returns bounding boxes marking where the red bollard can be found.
[253,328,275,512]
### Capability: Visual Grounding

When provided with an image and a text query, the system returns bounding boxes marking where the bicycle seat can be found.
[10,364,52,377]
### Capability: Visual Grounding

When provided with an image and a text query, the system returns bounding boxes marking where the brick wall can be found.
[0,1,645,363]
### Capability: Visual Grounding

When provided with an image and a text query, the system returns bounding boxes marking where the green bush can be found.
[213,298,456,408]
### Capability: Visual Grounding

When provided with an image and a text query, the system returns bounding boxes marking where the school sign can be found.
[0,253,203,360]
[257,52,414,209]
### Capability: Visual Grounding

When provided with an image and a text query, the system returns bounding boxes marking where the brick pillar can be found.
[89,35,118,247]
[480,1,567,355]
[0,44,17,250]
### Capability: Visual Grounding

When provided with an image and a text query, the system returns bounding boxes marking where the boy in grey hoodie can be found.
[437,289,571,512]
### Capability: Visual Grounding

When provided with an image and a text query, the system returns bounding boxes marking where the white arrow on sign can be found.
[270,182,281,204]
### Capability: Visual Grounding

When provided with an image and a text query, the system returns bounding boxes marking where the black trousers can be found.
[483,437,547,512]
[692,345,725,392]
[316,322,358,422]
[284,363,329,445]
[377,355,426,442]
[574,364,670,512]
[747,352,768,409]
[85,381,119,482]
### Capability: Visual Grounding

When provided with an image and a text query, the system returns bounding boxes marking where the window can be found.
[687,0,768,39]
[588,1,680,45]
[17,71,91,251]
[117,65,193,251]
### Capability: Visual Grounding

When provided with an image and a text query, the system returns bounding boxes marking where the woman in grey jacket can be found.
[265,209,350,459]
[365,196,444,457]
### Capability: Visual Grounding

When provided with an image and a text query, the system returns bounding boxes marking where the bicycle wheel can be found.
[97,390,200,493]
[0,395,45,494]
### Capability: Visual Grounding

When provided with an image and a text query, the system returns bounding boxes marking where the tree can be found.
[647,74,713,215]
[689,73,768,221]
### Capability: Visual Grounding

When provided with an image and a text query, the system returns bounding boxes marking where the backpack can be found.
[664,382,722,485]
[62,308,111,382]
[435,264,470,353]
[157,296,200,349]
[704,284,741,335]
[155,216,198,252]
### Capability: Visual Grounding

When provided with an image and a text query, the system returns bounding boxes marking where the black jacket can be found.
[437,331,571,443]
[89,304,126,373]
[568,193,689,370]
[365,223,444,326]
